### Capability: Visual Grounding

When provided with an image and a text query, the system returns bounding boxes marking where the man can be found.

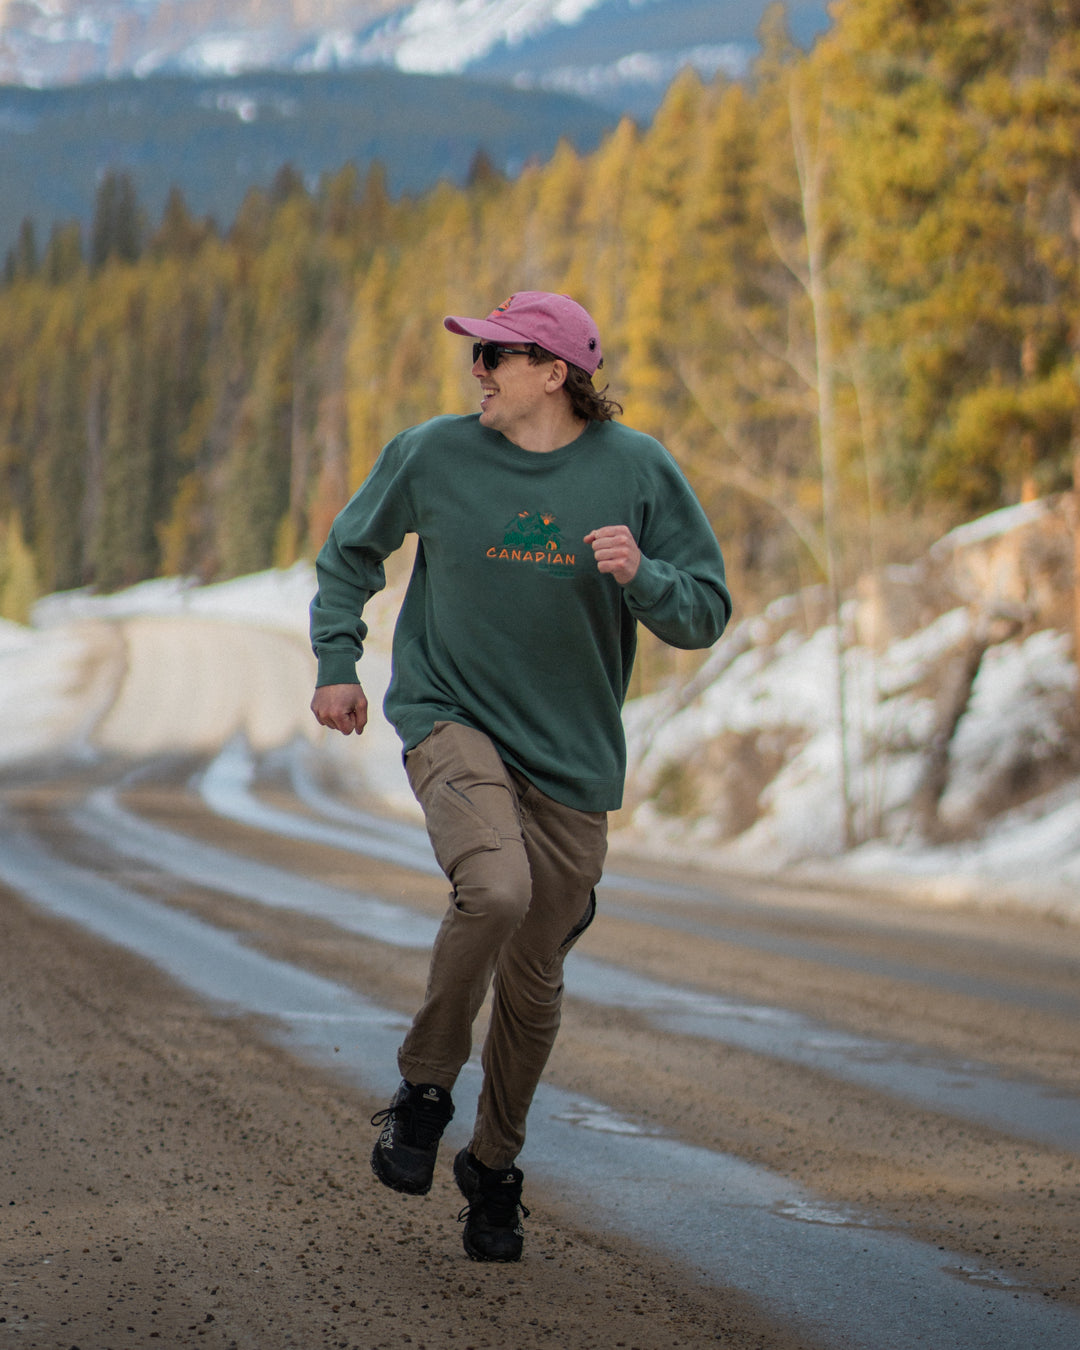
[309,291,731,1262]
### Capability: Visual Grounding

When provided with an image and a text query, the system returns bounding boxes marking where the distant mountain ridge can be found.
[1,0,829,114]
[1,0,830,258]
[0,66,618,255]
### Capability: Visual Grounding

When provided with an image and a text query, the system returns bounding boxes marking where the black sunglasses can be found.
[472,341,533,370]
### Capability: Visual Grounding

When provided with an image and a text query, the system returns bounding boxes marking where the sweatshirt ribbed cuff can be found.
[315,650,362,687]
[623,555,672,610]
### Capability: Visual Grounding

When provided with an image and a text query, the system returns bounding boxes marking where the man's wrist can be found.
[622,555,668,607]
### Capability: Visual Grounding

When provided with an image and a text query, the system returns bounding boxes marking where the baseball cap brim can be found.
[443,314,534,345]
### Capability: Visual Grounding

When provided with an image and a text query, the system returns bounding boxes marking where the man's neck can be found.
[508,408,588,454]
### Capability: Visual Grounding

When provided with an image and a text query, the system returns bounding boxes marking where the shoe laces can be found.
[458,1171,530,1228]
[371,1089,450,1151]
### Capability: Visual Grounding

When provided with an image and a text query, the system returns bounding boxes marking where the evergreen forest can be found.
[1,0,1078,692]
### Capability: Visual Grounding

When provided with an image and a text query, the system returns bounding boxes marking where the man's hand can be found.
[585,525,641,586]
[311,683,369,736]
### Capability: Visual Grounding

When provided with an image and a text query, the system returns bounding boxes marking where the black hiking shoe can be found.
[454,1148,529,1262]
[370,1080,454,1195]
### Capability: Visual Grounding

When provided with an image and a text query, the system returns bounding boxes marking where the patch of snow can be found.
[296,29,365,72]
[933,498,1049,554]
[32,561,316,636]
[354,0,609,75]
[0,619,98,760]
[940,629,1076,825]
[516,43,749,99]
[172,32,287,78]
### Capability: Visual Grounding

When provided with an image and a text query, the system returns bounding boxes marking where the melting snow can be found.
[3,514,1078,919]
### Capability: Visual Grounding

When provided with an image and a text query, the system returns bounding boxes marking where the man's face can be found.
[472,345,555,443]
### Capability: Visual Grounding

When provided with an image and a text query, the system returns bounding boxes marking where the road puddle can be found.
[945,1264,1036,1291]
[550,1101,665,1136]
[774,1199,880,1228]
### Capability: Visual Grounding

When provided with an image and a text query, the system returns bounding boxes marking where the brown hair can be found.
[527,344,623,423]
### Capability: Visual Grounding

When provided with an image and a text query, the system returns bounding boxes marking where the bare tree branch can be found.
[671,352,828,573]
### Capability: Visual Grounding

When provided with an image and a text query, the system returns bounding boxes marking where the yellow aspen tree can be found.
[620,68,708,437]
[569,115,640,351]
[0,510,39,623]
[345,252,390,489]
[524,137,585,290]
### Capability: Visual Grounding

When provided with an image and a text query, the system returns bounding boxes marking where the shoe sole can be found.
[462,1236,522,1263]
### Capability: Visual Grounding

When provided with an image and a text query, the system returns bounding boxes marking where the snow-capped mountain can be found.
[1,0,829,113]
[303,0,618,77]
[0,0,394,86]
[336,0,814,112]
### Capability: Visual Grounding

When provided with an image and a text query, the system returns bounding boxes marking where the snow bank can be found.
[619,503,1080,919]
[4,504,1078,919]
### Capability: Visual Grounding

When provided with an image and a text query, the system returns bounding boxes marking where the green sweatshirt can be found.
[310,414,731,811]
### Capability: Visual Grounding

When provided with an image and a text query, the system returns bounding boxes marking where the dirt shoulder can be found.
[0,887,817,1350]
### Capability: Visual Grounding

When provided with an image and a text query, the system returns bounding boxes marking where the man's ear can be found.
[545,359,569,392]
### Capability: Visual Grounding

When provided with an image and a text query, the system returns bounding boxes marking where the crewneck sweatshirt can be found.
[311,414,730,811]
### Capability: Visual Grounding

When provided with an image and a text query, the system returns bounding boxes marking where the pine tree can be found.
[43,222,84,285]
[90,171,143,271]
[152,186,214,259]
[31,318,87,593]
[4,219,38,285]
[92,300,156,589]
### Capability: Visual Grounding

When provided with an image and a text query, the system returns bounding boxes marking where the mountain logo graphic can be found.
[486,509,576,576]
[503,510,561,552]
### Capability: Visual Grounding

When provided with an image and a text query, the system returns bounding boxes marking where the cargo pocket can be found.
[424,778,503,877]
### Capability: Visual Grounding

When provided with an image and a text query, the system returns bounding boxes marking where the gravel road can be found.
[2,748,1078,1350]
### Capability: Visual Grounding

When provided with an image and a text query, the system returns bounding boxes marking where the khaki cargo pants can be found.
[399,720,607,1169]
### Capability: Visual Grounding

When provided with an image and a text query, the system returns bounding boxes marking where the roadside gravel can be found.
[0,886,813,1350]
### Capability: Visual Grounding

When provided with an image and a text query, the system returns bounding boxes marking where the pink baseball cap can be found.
[444,291,603,375]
